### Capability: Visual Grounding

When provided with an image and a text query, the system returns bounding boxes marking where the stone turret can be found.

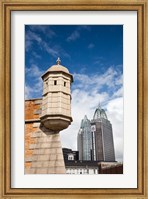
[40,58,73,131]
[25,58,73,174]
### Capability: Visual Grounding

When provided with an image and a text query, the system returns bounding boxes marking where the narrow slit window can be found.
[54,80,57,85]
[64,82,66,87]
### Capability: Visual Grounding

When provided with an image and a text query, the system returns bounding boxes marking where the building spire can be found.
[56,57,61,65]
[98,100,101,109]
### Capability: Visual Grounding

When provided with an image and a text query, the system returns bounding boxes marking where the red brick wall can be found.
[25,99,42,169]
[25,99,42,120]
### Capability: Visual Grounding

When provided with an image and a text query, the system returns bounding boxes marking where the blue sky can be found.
[25,25,123,162]
[25,25,123,99]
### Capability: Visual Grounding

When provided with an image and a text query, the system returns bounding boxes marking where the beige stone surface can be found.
[25,125,66,174]
[33,122,40,128]
[25,168,36,174]
[40,63,73,131]
[32,161,43,168]
[36,168,48,174]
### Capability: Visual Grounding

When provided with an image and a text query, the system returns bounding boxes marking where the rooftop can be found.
[93,104,108,120]
[42,57,71,78]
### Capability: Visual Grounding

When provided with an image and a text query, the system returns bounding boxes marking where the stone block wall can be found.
[25,98,65,174]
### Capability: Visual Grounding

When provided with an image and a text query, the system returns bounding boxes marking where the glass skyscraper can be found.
[91,105,115,161]
[77,115,92,160]
[77,105,115,162]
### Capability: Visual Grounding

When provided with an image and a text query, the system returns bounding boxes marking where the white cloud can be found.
[26,64,43,77]
[32,52,42,59]
[115,74,123,86]
[73,66,121,94]
[61,67,123,162]
[25,63,123,162]
[30,25,56,38]
[25,29,70,58]
[26,30,42,45]
[67,30,80,42]
[94,60,105,67]
[25,30,42,52]
[25,85,33,99]
[113,87,123,97]
[25,30,58,57]
[66,26,91,42]
[88,43,95,49]
[80,25,91,31]
[25,65,43,99]
[43,42,59,58]
[25,78,43,99]
[60,89,109,150]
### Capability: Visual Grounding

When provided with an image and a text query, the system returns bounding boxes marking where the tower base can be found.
[25,122,65,174]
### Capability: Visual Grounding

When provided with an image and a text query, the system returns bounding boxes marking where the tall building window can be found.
[64,81,66,87]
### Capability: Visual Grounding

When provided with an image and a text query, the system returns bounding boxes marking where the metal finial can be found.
[98,100,101,108]
[56,57,61,65]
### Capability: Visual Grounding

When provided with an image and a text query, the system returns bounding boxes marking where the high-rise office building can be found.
[77,105,115,162]
[77,115,92,160]
[91,105,115,161]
